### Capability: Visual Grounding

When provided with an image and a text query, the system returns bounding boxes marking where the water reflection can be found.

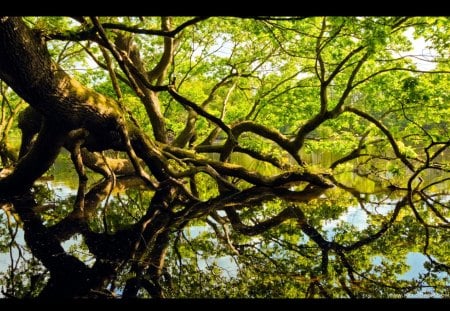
[1,164,450,298]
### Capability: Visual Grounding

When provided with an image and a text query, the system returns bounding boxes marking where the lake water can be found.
[0,149,449,298]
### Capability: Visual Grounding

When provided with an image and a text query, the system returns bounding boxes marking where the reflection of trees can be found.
[0,16,449,298]
[1,173,449,298]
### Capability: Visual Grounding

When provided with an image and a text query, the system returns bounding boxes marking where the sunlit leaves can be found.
[1,16,450,298]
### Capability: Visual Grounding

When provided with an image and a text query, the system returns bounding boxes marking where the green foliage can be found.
[1,16,450,298]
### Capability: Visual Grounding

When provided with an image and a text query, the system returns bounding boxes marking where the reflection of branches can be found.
[420,189,450,213]
[220,184,416,297]
[48,178,114,240]
[206,219,239,255]
[9,193,95,298]
[4,209,21,297]
[350,268,426,297]
[311,280,332,298]
[115,193,141,222]
[4,169,447,298]
[344,196,406,251]
[266,234,318,260]
[418,192,449,225]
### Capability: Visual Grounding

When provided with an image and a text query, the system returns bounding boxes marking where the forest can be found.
[0,16,449,298]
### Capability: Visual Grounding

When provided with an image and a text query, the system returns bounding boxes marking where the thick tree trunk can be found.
[18,105,140,178]
[0,17,169,195]
[1,120,66,194]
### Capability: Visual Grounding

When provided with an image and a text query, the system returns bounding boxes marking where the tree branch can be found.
[344,107,415,171]
[101,17,209,38]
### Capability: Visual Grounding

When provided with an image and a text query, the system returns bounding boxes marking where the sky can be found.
[403,28,437,71]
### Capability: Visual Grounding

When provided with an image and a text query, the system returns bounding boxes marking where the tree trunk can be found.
[17,105,141,178]
[0,17,169,195]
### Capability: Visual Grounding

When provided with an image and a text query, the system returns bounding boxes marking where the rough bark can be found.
[0,120,66,194]
[0,17,340,299]
[0,17,169,195]
[17,105,139,178]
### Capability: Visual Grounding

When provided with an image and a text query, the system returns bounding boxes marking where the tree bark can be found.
[0,120,66,194]
[17,105,140,178]
[0,17,170,195]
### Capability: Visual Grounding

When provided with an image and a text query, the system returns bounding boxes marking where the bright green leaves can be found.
[26,16,73,34]
[413,17,450,56]
[23,16,447,182]
[2,16,449,298]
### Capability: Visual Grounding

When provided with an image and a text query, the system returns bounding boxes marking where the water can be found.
[1,150,449,298]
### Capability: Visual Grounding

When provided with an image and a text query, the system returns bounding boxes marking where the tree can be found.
[0,16,449,298]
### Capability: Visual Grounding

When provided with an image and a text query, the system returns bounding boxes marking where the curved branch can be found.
[163,144,332,189]
[343,196,406,251]
[167,86,234,140]
[344,107,415,171]
[101,17,209,38]
[226,204,334,252]
[291,111,331,152]
[173,74,235,148]
[46,28,100,43]
[148,17,175,85]
[325,46,365,86]
[79,42,131,87]
[0,121,66,195]
[226,207,296,236]
[114,30,169,142]
[331,52,370,115]
[186,157,333,188]
[330,131,371,169]
[11,195,94,298]
[230,121,292,155]
[47,17,209,42]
